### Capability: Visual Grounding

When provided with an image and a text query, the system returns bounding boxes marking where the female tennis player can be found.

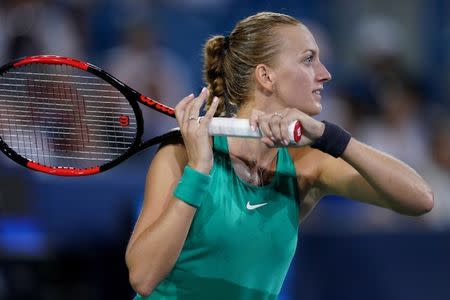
[125,12,434,299]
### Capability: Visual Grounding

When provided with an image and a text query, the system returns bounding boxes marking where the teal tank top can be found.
[136,136,299,300]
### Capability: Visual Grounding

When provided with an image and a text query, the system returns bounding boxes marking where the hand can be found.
[249,108,325,147]
[174,87,220,174]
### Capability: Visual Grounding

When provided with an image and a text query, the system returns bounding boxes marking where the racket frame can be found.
[0,55,177,176]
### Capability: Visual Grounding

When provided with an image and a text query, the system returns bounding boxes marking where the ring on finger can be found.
[197,116,204,124]
[188,115,196,121]
[272,112,283,118]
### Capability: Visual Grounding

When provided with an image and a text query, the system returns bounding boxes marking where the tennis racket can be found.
[0,55,307,176]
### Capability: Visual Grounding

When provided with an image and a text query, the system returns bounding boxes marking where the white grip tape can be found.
[208,117,311,146]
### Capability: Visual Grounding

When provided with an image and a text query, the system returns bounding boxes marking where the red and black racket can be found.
[0,55,306,176]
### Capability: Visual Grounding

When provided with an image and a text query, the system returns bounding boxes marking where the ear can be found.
[255,64,275,93]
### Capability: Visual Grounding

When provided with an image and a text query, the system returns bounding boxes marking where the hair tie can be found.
[223,35,230,50]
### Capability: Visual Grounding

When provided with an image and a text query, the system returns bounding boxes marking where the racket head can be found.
[0,55,145,176]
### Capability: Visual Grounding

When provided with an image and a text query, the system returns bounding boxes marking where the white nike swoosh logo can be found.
[246,202,268,210]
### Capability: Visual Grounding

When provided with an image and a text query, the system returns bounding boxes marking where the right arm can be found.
[125,143,195,296]
[125,88,219,296]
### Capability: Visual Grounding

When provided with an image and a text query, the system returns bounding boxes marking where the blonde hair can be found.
[203,12,301,116]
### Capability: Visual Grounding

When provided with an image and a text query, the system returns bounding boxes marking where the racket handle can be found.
[208,117,311,146]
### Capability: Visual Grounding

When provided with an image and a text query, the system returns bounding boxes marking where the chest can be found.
[184,164,299,261]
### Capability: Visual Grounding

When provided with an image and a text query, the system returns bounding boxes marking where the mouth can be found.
[312,88,323,97]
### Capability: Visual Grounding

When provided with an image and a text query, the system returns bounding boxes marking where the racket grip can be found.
[208,117,311,146]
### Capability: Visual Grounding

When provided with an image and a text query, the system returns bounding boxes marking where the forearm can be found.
[126,198,196,295]
[341,138,434,215]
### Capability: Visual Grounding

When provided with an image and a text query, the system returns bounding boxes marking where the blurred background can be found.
[0,0,449,299]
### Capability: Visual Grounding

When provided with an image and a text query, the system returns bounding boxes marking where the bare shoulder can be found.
[151,139,188,175]
[144,139,189,208]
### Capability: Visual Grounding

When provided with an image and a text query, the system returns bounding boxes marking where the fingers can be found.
[249,109,264,132]
[175,93,195,126]
[202,96,219,122]
[260,136,275,147]
[251,110,287,146]
[258,115,272,140]
[254,109,300,147]
[268,114,284,143]
[174,87,210,131]
[255,112,284,146]
[184,87,209,125]
[279,117,290,145]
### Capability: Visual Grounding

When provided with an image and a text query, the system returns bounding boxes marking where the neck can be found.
[226,94,283,185]
[228,137,275,164]
[235,93,285,119]
[228,137,278,186]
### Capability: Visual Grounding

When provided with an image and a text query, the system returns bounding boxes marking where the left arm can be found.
[316,138,434,216]
[251,108,434,216]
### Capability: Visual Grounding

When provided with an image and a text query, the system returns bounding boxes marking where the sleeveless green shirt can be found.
[136,136,299,299]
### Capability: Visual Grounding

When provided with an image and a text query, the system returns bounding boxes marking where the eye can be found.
[304,55,313,65]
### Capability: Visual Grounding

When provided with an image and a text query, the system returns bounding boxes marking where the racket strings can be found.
[0,63,138,168]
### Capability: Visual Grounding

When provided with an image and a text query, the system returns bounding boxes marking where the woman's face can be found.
[271,25,331,115]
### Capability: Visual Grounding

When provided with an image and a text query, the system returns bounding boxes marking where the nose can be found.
[316,62,332,82]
